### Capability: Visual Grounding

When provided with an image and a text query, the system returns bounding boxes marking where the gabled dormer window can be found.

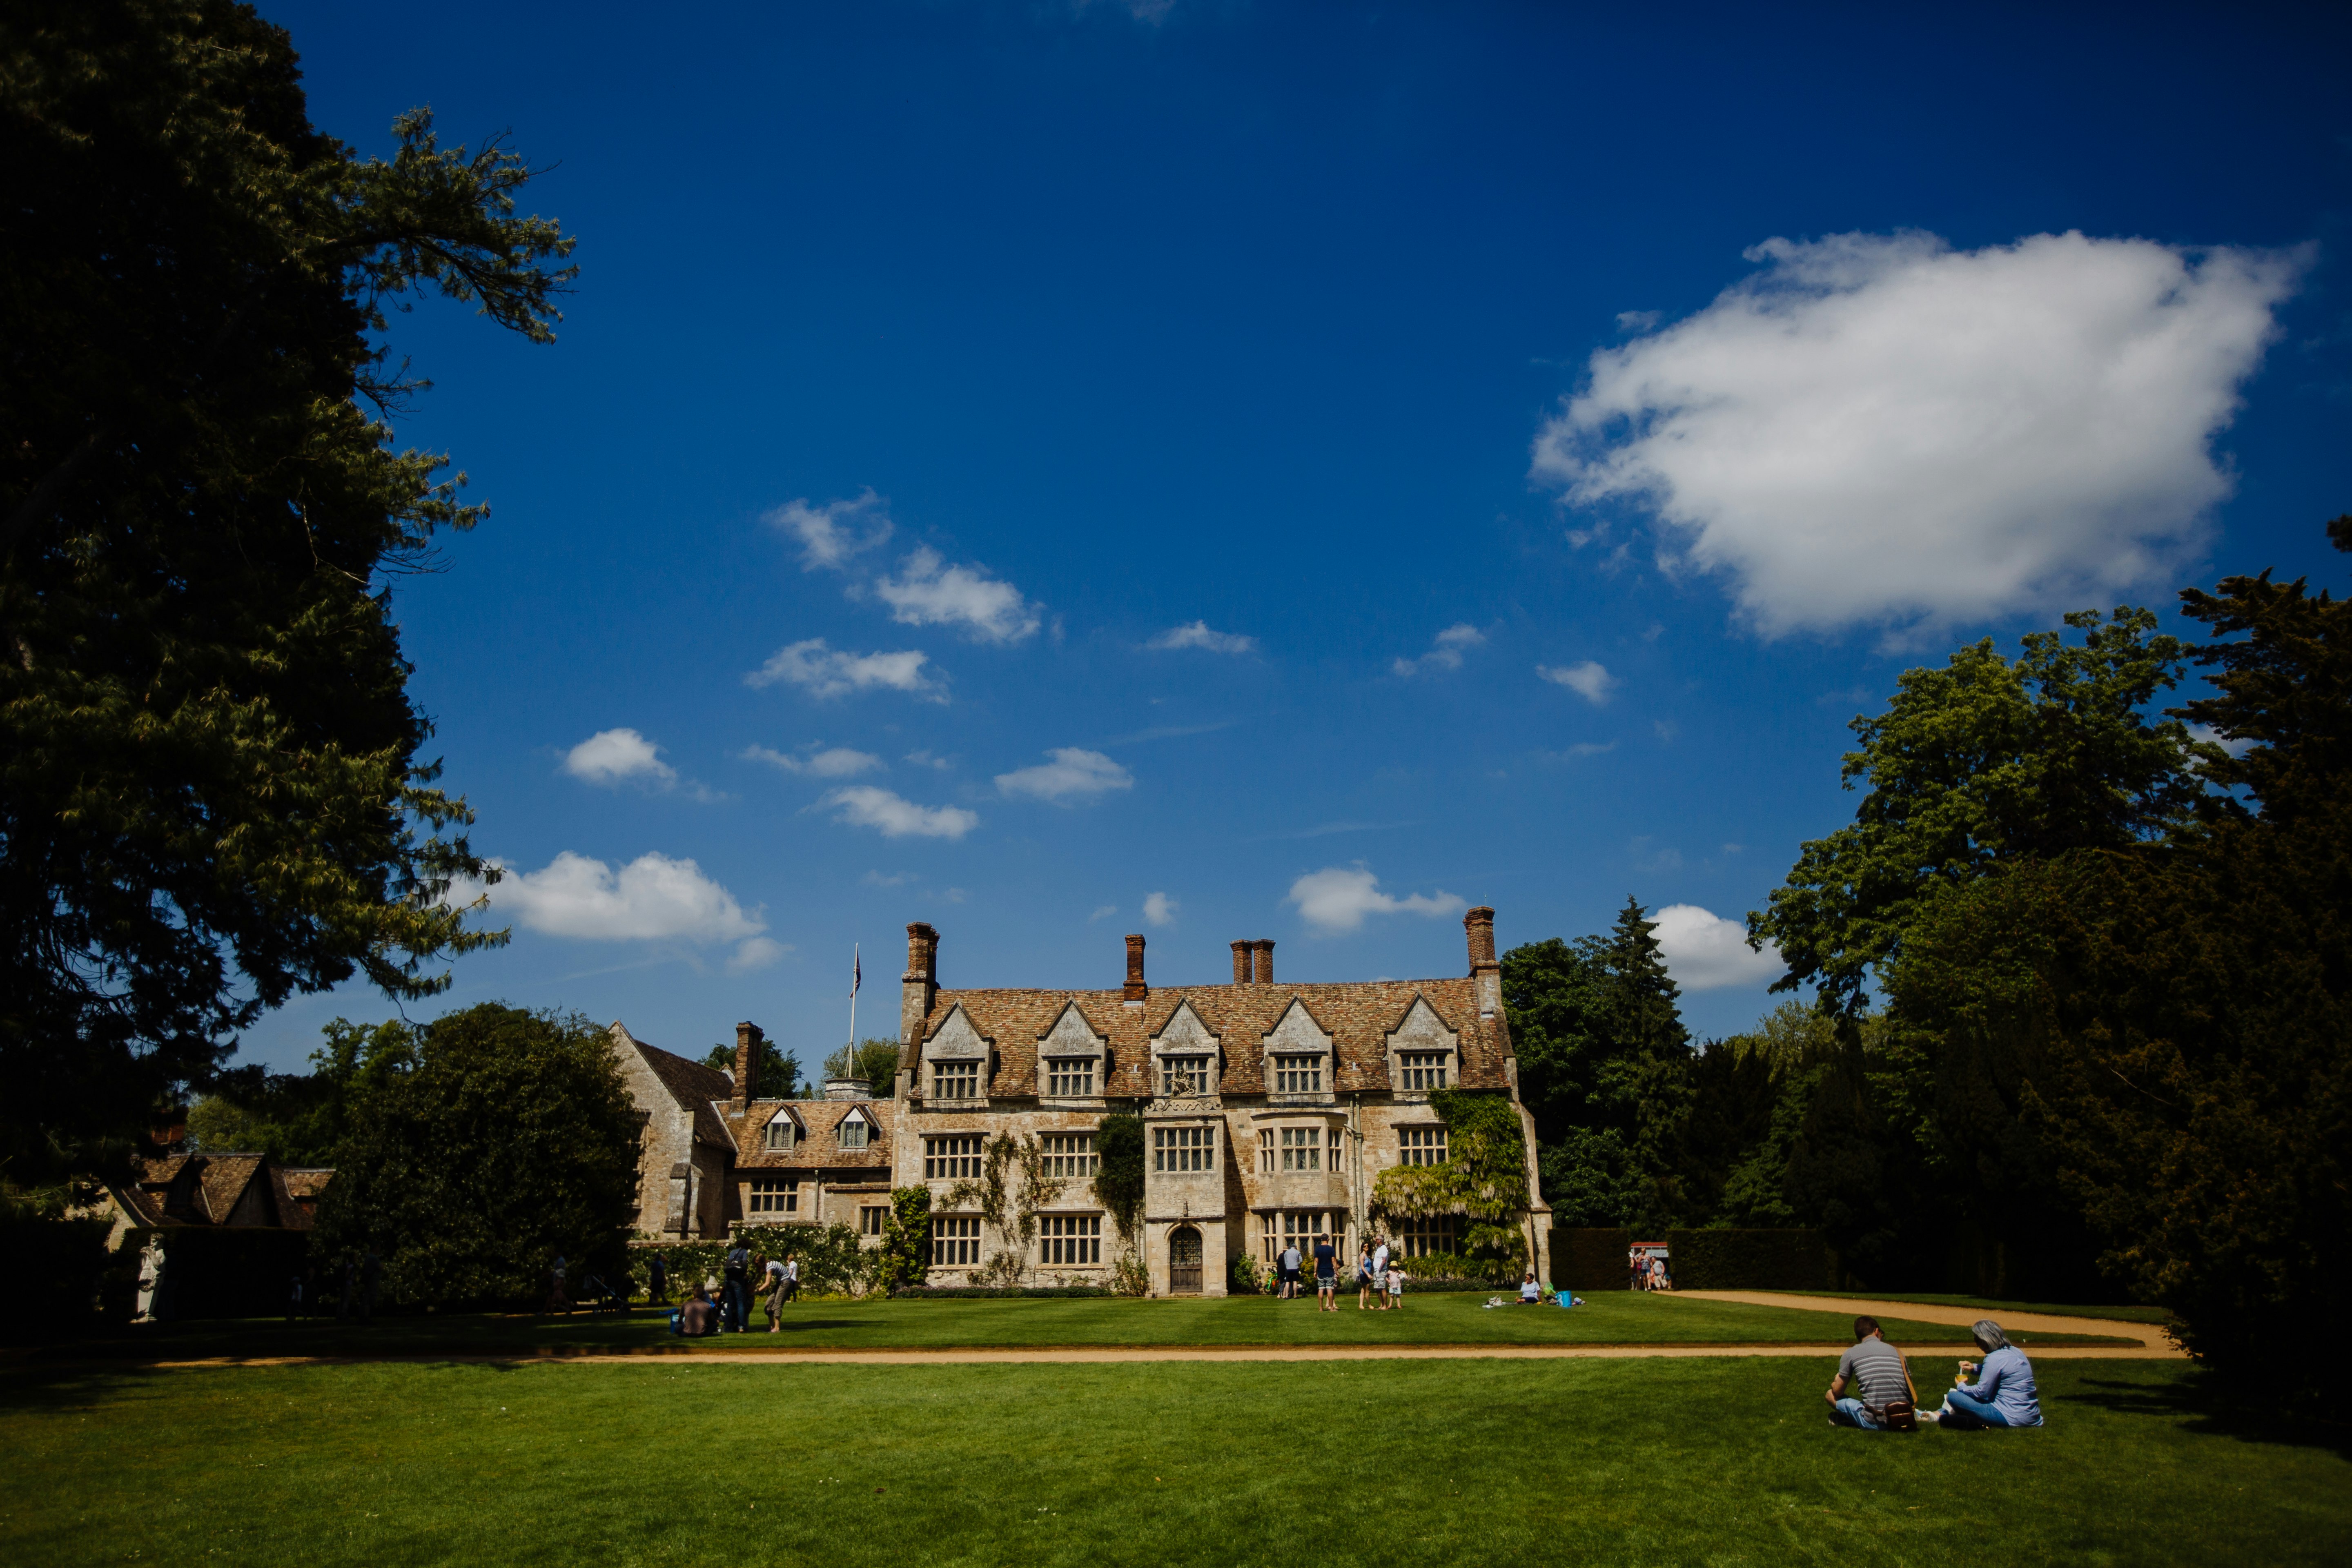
[838,1114,870,1151]
[763,1115,796,1152]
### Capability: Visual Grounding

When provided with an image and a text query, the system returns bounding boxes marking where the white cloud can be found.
[1143,891,1177,927]
[2187,722,2256,759]
[766,490,893,571]
[903,749,954,770]
[1150,621,1257,655]
[726,936,789,973]
[1537,661,1616,704]
[1534,231,2304,638]
[1393,623,1486,677]
[561,728,676,788]
[822,785,979,840]
[874,546,1041,644]
[1088,903,1118,922]
[471,853,766,960]
[1540,741,1618,761]
[996,748,1135,804]
[744,743,884,778]
[1286,865,1467,935]
[1651,904,1784,991]
[746,639,942,701]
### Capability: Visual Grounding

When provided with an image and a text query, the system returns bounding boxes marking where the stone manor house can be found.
[608,908,1551,1295]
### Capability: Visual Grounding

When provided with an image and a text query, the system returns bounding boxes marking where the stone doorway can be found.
[1168,1224,1203,1294]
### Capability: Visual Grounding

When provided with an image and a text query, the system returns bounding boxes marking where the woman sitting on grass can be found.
[1517,1270,1543,1304]
[1934,1321,2043,1429]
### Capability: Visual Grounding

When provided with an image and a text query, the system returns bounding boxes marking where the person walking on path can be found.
[1935,1321,2044,1428]
[1279,1242,1302,1299]
[782,1253,800,1303]
[1825,1316,1919,1431]
[647,1252,669,1306]
[1313,1234,1338,1311]
[722,1241,752,1332]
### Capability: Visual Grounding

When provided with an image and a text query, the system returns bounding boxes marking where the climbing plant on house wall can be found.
[1370,1089,1532,1267]
[875,1185,933,1293]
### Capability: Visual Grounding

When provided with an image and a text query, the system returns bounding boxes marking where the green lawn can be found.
[1747,1291,2177,1326]
[27,1291,2130,1362]
[2,1356,2341,1566]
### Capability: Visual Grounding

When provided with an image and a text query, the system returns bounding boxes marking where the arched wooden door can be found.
[1168,1225,1203,1294]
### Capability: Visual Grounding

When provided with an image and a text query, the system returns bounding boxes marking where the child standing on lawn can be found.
[1385,1260,1404,1310]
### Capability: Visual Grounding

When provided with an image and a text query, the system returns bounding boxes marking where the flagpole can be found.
[846,942,860,1085]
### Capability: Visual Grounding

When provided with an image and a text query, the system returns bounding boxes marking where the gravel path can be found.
[1665,1290,2180,1356]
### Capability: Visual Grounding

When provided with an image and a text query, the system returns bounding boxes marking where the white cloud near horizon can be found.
[767,490,893,571]
[822,785,979,840]
[460,850,775,971]
[746,638,942,702]
[744,743,883,778]
[1143,891,1177,927]
[1287,865,1467,935]
[1537,661,1616,703]
[561,728,677,788]
[1150,621,1257,655]
[1651,903,1784,991]
[1533,230,2304,638]
[875,546,1041,644]
[996,748,1135,804]
[1393,624,1485,677]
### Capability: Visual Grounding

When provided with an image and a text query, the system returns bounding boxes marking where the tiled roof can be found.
[731,1098,894,1170]
[617,1028,737,1149]
[912,977,1510,1100]
[196,1155,263,1223]
[116,1154,316,1229]
[281,1169,334,1200]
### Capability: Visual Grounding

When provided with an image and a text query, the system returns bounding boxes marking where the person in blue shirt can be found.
[1312,1235,1338,1311]
[1934,1319,2044,1428]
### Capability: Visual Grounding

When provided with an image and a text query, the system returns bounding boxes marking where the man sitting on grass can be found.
[679,1286,719,1337]
[1825,1316,1918,1430]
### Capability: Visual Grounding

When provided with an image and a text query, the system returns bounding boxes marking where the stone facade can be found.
[887,908,1550,1294]
[609,1021,737,1238]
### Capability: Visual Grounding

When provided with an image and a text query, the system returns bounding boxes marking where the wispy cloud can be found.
[1286,864,1466,935]
[862,870,916,887]
[821,786,979,840]
[1149,621,1257,655]
[766,490,893,571]
[746,639,944,702]
[1088,904,1118,922]
[1538,741,1618,761]
[874,546,1041,644]
[1537,661,1617,704]
[1090,720,1238,747]
[996,748,1135,804]
[562,728,677,789]
[903,749,955,770]
[1247,820,1418,842]
[1392,624,1486,677]
[744,743,884,778]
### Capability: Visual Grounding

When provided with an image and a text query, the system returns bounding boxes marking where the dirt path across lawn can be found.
[1665,1291,2182,1357]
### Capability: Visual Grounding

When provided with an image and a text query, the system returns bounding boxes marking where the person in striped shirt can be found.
[1825,1315,1918,1430]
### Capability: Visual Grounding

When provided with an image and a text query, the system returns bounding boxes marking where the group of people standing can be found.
[1628,1248,1671,1291]
[1826,1314,2045,1431]
[668,1245,801,1336]
[1270,1236,1406,1310]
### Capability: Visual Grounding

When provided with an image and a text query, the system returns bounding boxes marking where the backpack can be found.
[1867,1398,1919,1433]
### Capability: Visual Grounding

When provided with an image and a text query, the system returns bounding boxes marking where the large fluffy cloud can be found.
[1650,903,1783,991]
[464,851,775,970]
[996,748,1134,804]
[1287,865,1466,935]
[1533,231,2303,637]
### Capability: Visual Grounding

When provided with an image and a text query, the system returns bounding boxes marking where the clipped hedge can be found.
[0,1214,111,1329]
[1553,1227,1634,1288]
[1666,1229,1829,1290]
[889,1285,1113,1299]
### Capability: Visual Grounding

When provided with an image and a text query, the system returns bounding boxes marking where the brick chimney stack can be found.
[1465,906,1501,1016]
[1125,933,1148,1003]
[902,922,940,1060]
[1231,940,1251,985]
[1252,939,1275,985]
[733,1020,763,1110]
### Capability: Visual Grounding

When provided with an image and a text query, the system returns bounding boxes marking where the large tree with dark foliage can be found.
[311,1004,638,1310]
[0,0,574,1175]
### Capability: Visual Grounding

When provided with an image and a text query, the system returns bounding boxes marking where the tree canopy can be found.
[0,0,575,1174]
[311,1004,638,1309]
[1750,608,2203,1013]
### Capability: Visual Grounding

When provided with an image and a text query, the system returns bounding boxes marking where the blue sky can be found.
[245,0,2352,1073]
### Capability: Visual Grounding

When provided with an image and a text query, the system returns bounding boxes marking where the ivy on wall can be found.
[1370,1089,1532,1267]
[875,1185,933,1294]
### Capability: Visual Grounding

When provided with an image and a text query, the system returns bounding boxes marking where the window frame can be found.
[1399,1051,1450,1091]
[837,1114,870,1151]
[1151,1123,1216,1173]
[930,1058,982,1101]
[747,1175,800,1215]
[1040,1132,1098,1177]
[923,1134,983,1180]
[1279,1125,1322,1172]
[1045,1058,1097,1097]
[1159,1055,1211,1098]
[931,1214,981,1266]
[762,1116,797,1152]
[1398,1125,1448,1166]
[1272,1054,1325,1094]
[1038,1213,1102,1265]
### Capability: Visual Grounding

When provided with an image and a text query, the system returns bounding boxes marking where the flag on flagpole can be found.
[851,944,860,997]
